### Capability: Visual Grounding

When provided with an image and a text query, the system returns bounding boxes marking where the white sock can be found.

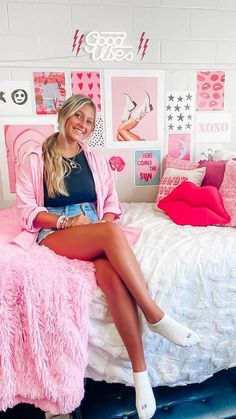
[133,370,156,419]
[148,313,200,347]
[45,413,61,419]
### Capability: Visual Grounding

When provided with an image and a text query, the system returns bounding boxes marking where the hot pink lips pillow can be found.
[157,181,230,226]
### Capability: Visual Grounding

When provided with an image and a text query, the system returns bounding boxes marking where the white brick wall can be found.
[190,10,236,40]
[133,7,190,39]
[1,1,236,206]
[0,3,8,34]
[161,0,218,8]
[161,40,216,64]
[71,5,132,33]
[8,2,71,36]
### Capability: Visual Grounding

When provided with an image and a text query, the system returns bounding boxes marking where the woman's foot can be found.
[148,313,200,347]
[133,370,156,419]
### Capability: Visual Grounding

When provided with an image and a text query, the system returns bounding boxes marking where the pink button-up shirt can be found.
[12,140,140,251]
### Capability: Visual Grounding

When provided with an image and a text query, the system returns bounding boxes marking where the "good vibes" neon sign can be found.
[84,31,134,62]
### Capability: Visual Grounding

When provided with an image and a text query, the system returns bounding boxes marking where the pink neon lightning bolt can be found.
[141,38,149,60]
[76,34,85,56]
[137,32,145,54]
[72,29,79,52]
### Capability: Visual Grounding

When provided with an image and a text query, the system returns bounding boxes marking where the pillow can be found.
[219,160,236,227]
[198,160,226,189]
[166,155,199,170]
[156,166,206,203]
[158,181,230,226]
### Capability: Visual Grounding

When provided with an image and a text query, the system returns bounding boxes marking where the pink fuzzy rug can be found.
[0,207,96,414]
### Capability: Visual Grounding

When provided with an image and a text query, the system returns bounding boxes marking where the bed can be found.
[0,202,236,415]
[87,202,236,387]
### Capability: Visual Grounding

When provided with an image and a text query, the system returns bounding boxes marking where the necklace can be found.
[62,146,82,170]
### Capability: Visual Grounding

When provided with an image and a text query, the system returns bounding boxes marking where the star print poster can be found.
[0,81,32,115]
[71,71,105,147]
[166,91,194,133]
[168,134,191,160]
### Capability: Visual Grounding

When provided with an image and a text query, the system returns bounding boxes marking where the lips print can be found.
[197,71,225,111]
[109,156,126,172]
[158,181,230,226]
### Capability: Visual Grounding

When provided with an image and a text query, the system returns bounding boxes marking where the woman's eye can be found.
[75,113,81,118]
[87,120,92,125]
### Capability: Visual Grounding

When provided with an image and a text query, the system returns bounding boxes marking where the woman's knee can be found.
[102,221,125,244]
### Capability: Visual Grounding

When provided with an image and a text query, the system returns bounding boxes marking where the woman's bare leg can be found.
[41,222,162,323]
[41,222,200,347]
[93,256,146,372]
[118,119,141,141]
[93,256,156,419]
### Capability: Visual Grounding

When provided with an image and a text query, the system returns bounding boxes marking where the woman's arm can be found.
[33,211,59,229]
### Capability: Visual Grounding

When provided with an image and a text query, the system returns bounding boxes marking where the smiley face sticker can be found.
[11,89,28,105]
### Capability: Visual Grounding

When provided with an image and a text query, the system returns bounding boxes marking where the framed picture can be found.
[71,70,105,147]
[134,149,161,187]
[104,69,165,148]
[0,117,56,200]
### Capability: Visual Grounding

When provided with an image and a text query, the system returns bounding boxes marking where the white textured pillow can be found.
[156,166,206,203]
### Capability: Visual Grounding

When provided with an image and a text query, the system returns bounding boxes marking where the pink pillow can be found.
[156,166,206,203]
[198,160,226,189]
[219,160,236,227]
[166,155,199,170]
[158,181,230,226]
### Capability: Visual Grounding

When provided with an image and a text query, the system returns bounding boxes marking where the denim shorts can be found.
[37,202,99,244]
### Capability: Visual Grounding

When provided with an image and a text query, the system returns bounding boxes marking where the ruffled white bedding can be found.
[87,203,236,387]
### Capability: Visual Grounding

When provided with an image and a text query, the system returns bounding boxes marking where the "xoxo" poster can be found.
[196,112,231,143]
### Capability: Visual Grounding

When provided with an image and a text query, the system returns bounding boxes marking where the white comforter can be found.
[87,203,236,387]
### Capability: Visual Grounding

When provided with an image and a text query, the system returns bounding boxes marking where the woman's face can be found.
[64,104,95,142]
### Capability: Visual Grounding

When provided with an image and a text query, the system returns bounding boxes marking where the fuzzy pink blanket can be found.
[0,207,96,414]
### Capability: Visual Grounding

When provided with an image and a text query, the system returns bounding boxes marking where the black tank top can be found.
[44,150,97,207]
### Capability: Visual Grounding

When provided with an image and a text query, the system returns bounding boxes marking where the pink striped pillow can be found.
[166,155,199,170]
[219,160,236,227]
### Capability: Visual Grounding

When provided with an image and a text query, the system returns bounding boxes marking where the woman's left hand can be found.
[70,215,91,226]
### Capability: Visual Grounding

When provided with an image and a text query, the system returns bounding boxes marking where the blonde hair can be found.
[43,95,96,198]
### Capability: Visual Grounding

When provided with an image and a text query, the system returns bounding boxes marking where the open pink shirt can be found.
[12,140,140,251]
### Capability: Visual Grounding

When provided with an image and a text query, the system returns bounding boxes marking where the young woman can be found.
[15,95,200,419]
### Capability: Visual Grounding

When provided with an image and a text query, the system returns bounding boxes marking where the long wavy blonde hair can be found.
[43,95,96,197]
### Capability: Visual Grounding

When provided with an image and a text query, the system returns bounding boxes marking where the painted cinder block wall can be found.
[1,0,236,207]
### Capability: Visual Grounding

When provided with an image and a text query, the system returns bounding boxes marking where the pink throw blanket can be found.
[0,207,96,414]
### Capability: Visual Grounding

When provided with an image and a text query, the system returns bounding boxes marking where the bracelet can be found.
[100,219,112,223]
[56,215,69,230]
[68,216,76,228]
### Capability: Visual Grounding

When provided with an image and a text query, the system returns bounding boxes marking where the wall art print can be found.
[104,69,164,148]
[196,112,231,143]
[166,91,194,133]
[134,149,161,187]
[34,72,66,115]
[196,71,225,111]
[168,133,191,160]
[102,149,132,184]
[0,120,55,200]
[0,81,32,115]
[71,71,104,147]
